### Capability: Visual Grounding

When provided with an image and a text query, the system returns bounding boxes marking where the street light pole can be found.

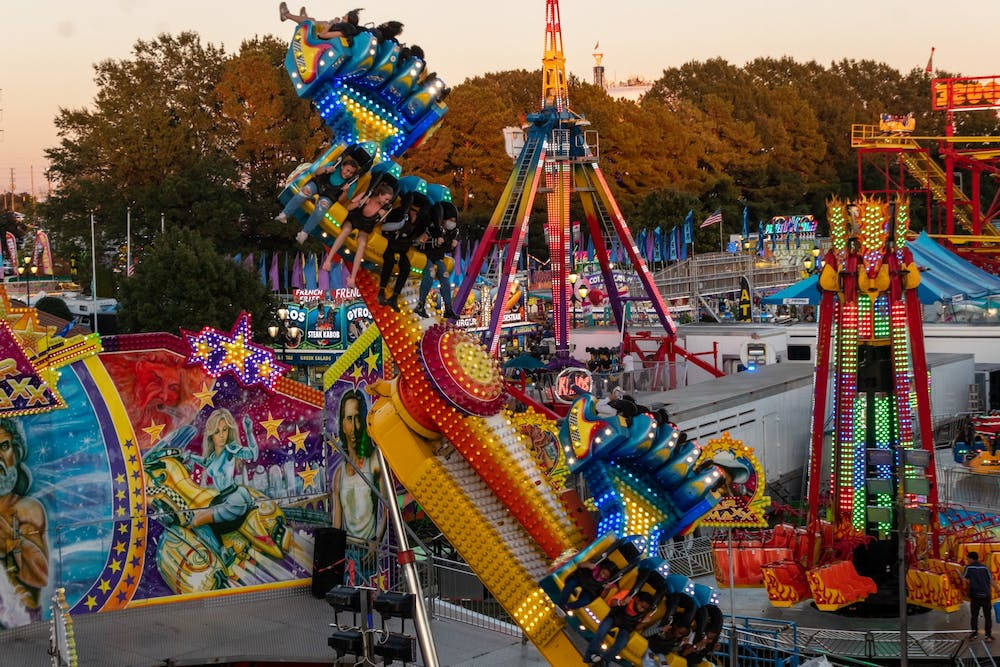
[126,205,131,275]
[17,257,37,306]
[91,212,99,335]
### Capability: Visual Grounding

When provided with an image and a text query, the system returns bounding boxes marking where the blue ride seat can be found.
[358,40,402,90]
[382,55,426,104]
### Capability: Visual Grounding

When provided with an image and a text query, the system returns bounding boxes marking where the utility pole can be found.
[30,166,35,201]
[126,205,132,275]
[8,168,15,212]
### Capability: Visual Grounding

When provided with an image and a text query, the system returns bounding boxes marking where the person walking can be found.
[965,551,993,641]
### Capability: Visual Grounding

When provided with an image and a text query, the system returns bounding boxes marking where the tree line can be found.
[39,33,1000,285]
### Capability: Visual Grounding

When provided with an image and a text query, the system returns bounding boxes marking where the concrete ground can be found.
[0,585,547,667]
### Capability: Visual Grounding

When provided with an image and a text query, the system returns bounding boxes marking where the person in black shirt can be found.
[278,155,361,234]
[554,560,620,611]
[279,4,362,39]
[965,551,994,641]
[681,604,722,666]
[585,591,654,664]
[378,192,427,312]
[317,8,362,41]
[414,201,459,319]
[646,593,697,660]
[321,182,395,287]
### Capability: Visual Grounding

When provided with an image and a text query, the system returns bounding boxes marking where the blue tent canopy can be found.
[761,275,820,305]
[762,234,1000,306]
[908,232,1000,300]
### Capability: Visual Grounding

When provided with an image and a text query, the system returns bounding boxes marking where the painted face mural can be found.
[0,418,49,625]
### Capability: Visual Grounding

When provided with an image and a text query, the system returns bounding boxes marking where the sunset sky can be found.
[2,0,995,194]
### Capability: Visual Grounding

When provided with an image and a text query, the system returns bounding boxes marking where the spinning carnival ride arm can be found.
[279,11,726,665]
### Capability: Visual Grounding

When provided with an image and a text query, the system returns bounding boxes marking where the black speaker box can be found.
[312,527,347,598]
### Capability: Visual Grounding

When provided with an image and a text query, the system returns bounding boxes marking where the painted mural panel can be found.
[322,328,387,585]
[0,328,328,628]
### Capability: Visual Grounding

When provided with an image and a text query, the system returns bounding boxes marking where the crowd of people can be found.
[553,547,722,666]
[278,141,460,317]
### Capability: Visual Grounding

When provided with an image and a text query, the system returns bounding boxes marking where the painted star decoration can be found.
[192,382,217,409]
[182,313,290,390]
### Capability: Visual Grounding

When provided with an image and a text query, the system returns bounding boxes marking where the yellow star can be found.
[258,360,275,379]
[109,559,122,573]
[297,466,320,490]
[193,383,217,409]
[260,412,283,441]
[117,523,128,535]
[116,489,126,501]
[115,473,126,485]
[288,427,309,453]
[113,542,125,555]
[350,364,363,381]
[221,334,251,374]
[142,422,165,445]
[116,506,126,517]
[85,595,97,610]
[364,350,380,373]
[15,317,47,354]
[193,340,213,361]
[98,579,111,594]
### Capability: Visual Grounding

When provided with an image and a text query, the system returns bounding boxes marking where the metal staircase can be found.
[851,124,996,236]
[481,132,546,282]
[963,640,998,667]
[899,150,977,232]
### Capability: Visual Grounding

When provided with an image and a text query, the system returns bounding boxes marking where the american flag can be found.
[700,209,723,228]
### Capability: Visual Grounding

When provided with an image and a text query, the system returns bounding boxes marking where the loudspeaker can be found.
[312,527,347,598]
[857,345,892,393]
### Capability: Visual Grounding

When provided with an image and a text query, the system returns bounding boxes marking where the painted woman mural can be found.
[185,408,260,565]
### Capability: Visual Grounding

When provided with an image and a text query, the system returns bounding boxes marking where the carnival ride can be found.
[277,4,736,665]
[851,75,1000,273]
[447,1,722,383]
[732,197,1000,616]
[953,414,1000,473]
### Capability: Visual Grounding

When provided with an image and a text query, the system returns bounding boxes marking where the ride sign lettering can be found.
[555,368,592,403]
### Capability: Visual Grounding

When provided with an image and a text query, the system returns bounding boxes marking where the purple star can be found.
[124,574,135,587]
[116,591,127,604]
[133,537,144,549]
[131,469,141,480]
[130,555,141,568]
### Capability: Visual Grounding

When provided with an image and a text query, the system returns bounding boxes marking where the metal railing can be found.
[659,535,715,578]
[424,557,520,637]
[938,466,1000,515]
[792,626,973,661]
[642,253,802,301]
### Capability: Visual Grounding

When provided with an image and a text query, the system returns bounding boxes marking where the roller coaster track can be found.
[851,124,999,237]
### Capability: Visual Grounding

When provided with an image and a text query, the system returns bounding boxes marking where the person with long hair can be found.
[321,182,395,287]
[330,390,385,543]
[378,192,428,312]
[185,409,259,564]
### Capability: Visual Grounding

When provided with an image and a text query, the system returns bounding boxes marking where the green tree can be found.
[34,297,73,322]
[42,33,323,257]
[116,227,277,339]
